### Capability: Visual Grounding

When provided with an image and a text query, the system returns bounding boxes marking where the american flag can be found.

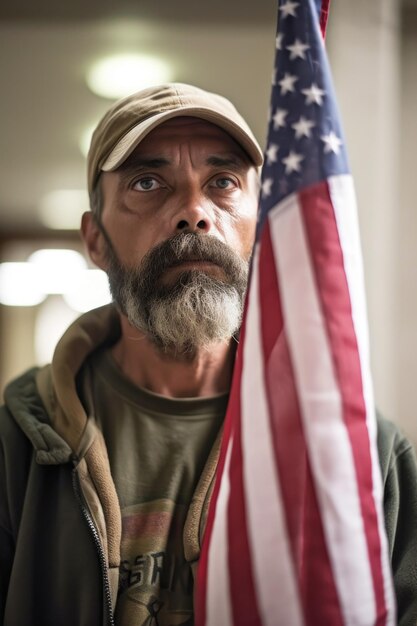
[195,0,396,624]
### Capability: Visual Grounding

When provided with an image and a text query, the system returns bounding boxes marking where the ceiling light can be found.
[86,54,172,99]
[0,263,46,306]
[39,189,90,230]
[28,249,87,294]
[63,269,111,312]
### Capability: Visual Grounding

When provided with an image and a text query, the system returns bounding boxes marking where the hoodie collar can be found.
[36,304,121,458]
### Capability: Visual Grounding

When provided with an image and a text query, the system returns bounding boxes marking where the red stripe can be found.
[259,221,344,625]
[194,355,236,625]
[299,180,387,623]
[320,0,331,39]
[259,222,306,557]
[195,295,257,625]
[227,318,263,625]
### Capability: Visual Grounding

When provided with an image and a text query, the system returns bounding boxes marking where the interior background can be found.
[1,0,416,445]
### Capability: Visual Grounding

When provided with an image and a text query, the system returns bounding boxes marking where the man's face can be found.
[95,116,259,354]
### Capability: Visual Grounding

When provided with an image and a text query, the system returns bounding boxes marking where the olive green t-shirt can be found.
[83,348,227,626]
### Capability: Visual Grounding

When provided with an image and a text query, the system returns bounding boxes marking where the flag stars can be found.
[278,73,298,95]
[261,177,273,197]
[321,131,343,154]
[266,143,279,164]
[302,83,326,105]
[279,1,299,18]
[292,116,315,139]
[272,108,288,130]
[282,151,304,174]
[275,33,283,50]
[286,39,310,60]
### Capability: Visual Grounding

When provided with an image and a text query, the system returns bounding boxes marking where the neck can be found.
[111,314,236,398]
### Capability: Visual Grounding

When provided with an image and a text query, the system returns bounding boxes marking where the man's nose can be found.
[172,189,214,234]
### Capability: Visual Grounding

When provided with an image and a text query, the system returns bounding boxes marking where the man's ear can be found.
[81,211,107,271]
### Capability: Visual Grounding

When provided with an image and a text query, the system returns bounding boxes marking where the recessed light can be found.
[28,249,87,295]
[0,263,46,306]
[86,54,172,99]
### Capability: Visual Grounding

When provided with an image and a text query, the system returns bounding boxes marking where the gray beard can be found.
[105,232,249,357]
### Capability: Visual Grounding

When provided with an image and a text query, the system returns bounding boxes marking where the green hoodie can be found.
[0,305,417,625]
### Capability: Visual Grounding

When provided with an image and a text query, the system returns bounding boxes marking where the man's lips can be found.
[159,259,224,281]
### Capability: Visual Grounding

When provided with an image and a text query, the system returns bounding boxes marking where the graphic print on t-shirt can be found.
[115,499,193,626]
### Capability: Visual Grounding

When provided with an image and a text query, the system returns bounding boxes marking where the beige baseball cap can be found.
[87,82,264,196]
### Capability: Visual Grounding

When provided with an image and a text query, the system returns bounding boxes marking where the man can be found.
[0,83,416,626]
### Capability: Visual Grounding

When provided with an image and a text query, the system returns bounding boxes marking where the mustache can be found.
[103,229,250,312]
[139,232,247,281]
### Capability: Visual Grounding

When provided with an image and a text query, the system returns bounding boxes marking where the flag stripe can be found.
[299,179,388,622]
[259,221,345,625]
[319,0,331,37]
[240,245,304,626]
[225,303,263,625]
[197,308,261,626]
[259,218,307,563]
[227,386,264,626]
[227,320,263,626]
[327,175,396,625]
[205,437,234,626]
[269,188,378,624]
[195,364,236,626]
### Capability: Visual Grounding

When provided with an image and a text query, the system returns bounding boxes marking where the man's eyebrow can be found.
[118,156,171,174]
[116,154,251,178]
[206,154,251,169]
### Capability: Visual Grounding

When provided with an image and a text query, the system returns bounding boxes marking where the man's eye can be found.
[212,177,237,190]
[133,177,161,191]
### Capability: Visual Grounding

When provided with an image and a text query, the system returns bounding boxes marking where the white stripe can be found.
[205,438,234,626]
[329,174,396,624]
[240,245,304,626]
[269,193,377,625]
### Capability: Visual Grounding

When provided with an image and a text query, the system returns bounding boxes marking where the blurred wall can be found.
[398,8,417,443]
[1,307,37,384]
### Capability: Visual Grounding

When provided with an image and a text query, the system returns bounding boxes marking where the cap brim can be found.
[101,106,264,171]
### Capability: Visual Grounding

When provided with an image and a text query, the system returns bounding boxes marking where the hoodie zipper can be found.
[72,467,115,626]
